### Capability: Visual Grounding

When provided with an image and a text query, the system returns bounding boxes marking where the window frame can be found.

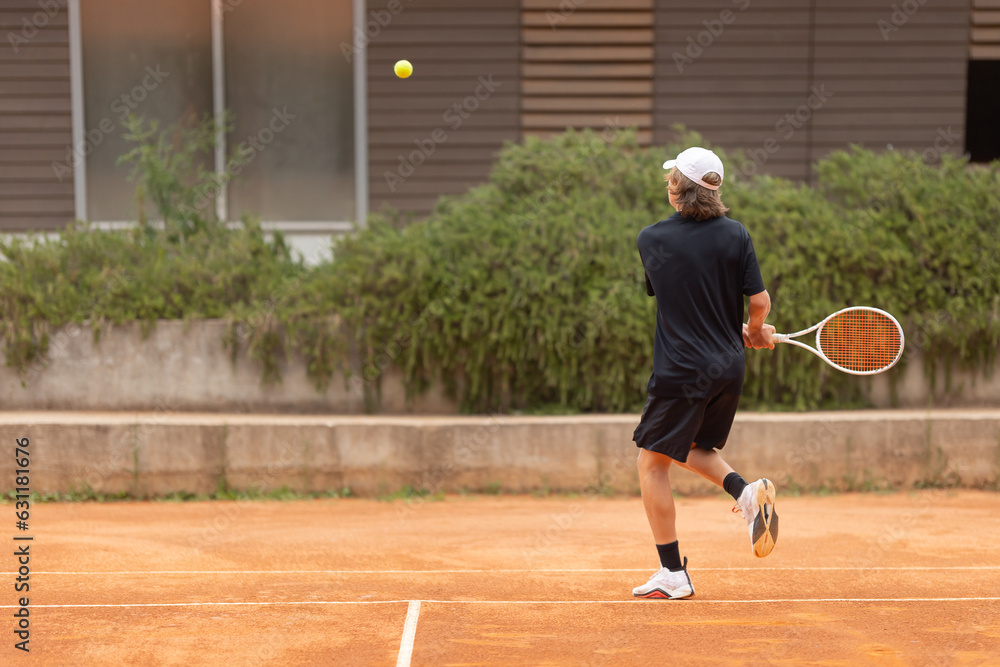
[67,0,367,232]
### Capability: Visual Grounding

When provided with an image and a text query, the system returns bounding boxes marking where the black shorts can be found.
[632,386,742,463]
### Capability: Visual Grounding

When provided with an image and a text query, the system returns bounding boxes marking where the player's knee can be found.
[637,448,672,474]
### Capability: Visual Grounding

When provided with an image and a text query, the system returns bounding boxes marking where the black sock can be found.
[656,541,683,571]
[724,472,748,502]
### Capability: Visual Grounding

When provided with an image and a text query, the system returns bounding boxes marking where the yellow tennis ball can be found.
[394,60,413,79]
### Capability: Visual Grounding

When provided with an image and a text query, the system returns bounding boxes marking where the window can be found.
[965,60,1000,163]
[76,0,357,224]
[224,1,355,222]
[80,0,212,222]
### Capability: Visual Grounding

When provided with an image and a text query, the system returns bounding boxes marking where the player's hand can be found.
[742,323,752,348]
[747,323,776,350]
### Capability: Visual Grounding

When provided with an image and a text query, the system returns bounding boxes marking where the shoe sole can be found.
[750,478,778,558]
[633,586,694,600]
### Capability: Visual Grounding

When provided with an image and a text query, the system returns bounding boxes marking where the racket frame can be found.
[771,306,905,375]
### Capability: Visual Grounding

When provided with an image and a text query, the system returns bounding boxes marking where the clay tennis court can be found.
[8,490,1000,665]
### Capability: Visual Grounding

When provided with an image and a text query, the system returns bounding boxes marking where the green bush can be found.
[0,114,300,376]
[307,128,999,412]
[2,120,998,412]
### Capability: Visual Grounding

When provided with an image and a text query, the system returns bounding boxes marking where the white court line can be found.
[1,597,999,609]
[395,601,421,667]
[7,566,1000,575]
[410,597,1000,604]
[0,601,407,609]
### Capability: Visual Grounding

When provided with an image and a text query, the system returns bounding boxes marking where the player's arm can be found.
[745,290,775,350]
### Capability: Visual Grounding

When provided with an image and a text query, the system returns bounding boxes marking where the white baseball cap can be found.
[662,147,724,190]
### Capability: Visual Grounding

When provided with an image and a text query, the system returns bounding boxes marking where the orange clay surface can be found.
[4,491,1000,666]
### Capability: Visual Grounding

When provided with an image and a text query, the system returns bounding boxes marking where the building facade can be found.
[1,0,997,243]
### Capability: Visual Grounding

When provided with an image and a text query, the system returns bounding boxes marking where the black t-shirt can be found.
[637,212,766,399]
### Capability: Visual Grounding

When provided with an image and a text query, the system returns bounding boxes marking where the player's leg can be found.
[633,448,694,599]
[689,390,779,558]
[637,448,677,544]
[674,443,737,488]
[675,443,761,512]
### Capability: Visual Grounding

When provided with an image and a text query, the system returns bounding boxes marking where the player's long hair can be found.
[665,168,729,221]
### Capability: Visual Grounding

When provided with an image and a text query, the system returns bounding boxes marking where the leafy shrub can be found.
[311,128,669,411]
[0,114,300,377]
[2,119,998,413]
[813,149,1000,391]
[304,128,999,412]
[117,113,222,240]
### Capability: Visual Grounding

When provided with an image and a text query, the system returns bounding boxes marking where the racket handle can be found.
[772,333,788,343]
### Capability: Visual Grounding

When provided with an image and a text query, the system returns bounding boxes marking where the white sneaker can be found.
[632,557,695,599]
[734,478,778,558]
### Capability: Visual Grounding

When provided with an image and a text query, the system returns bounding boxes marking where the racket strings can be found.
[818,310,902,373]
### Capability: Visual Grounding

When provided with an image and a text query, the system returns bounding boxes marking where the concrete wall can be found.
[868,353,1000,409]
[0,320,457,414]
[2,410,997,497]
[2,320,999,413]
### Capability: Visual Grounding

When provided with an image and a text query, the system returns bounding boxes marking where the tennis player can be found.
[631,147,779,600]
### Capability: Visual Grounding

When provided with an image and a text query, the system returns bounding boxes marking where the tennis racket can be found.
[771,306,904,375]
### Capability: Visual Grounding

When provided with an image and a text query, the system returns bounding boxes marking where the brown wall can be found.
[0,0,75,232]
[810,0,968,172]
[521,0,654,143]
[370,0,974,214]
[366,0,521,218]
[972,0,1000,59]
[0,1,978,231]
[654,0,970,183]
